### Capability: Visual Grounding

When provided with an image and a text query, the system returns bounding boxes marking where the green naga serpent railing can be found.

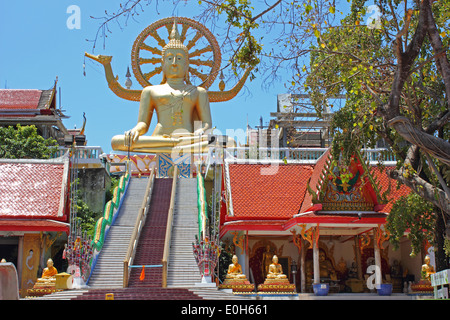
[91,170,131,253]
[197,173,209,240]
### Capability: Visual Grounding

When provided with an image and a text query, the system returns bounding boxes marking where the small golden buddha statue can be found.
[32,258,58,289]
[258,254,296,293]
[111,21,234,154]
[40,258,57,279]
[421,255,435,281]
[266,255,287,280]
[226,255,247,280]
[319,251,337,280]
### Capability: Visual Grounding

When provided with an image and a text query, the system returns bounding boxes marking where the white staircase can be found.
[166,178,202,287]
[87,177,149,289]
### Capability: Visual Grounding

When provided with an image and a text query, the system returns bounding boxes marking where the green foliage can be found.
[304,0,449,166]
[0,125,59,159]
[216,0,262,73]
[386,193,435,257]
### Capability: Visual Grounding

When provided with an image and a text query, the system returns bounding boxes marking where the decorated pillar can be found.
[20,234,42,297]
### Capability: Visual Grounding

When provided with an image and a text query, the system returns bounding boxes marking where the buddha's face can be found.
[319,251,326,262]
[273,255,278,264]
[162,48,188,79]
[232,255,238,264]
[47,259,53,267]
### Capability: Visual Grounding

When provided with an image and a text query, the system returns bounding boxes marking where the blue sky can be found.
[0,1,292,154]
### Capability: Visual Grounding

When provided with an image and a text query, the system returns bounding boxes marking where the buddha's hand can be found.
[124,129,140,147]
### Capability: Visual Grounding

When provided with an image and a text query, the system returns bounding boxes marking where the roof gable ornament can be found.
[306,150,388,212]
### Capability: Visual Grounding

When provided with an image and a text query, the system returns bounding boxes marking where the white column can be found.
[374,229,382,289]
[313,228,320,284]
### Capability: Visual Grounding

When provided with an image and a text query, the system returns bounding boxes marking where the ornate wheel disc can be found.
[131,17,222,89]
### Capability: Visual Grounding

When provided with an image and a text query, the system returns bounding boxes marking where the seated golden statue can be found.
[258,255,296,293]
[411,255,435,293]
[27,258,63,297]
[226,255,247,280]
[37,259,58,284]
[421,255,435,280]
[319,251,337,280]
[220,255,254,293]
[266,255,287,280]
[111,22,234,154]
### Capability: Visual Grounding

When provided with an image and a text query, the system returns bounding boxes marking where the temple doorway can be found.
[0,236,19,267]
[248,240,292,287]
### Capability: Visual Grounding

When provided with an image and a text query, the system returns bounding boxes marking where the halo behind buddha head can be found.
[161,19,191,84]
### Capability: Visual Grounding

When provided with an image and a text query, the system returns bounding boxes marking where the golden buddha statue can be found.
[319,251,337,280]
[411,255,435,293]
[266,255,287,280]
[110,21,234,154]
[30,258,58,291]
[258,255,296,293]
[421,255,435,280]
[226,255,247,280]
[220,255,255,292]
[38,258,58,282]
[261,245,274,280]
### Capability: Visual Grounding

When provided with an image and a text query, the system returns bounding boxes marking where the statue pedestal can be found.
[257,278,296,293]
[27,277,61,297]
[410,279,434,294]
[219,278,255,293]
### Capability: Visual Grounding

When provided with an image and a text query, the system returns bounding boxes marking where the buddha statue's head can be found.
[47,258,54,268]
[272,255,279,264]
[232,255,238,264]
[161,20,190,84]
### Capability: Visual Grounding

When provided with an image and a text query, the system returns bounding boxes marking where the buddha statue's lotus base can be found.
[219,278,255,292]
[410,279,434,293]
[26,279,61,297]
[257,278,296,293]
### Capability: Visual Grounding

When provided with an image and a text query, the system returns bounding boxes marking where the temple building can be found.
[218,147,421,293]
[0,81,69,144]
[0,157,71,297]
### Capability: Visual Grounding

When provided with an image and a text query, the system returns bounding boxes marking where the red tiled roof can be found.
[299,148,331,213]
[226,163,314,220]
[224,156,411,229]
[0,159,69,220]
[0,89,43,109]
[371,166,411,213]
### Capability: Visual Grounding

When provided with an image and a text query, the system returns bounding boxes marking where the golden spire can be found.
[161,19,188,59]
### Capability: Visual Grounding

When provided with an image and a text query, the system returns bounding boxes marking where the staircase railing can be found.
[162,166,178,288]
[197,173,209,240]
[123,168,156,287]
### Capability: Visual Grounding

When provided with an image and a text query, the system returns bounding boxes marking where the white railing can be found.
[219,147,396,165]
[54,146,105,164]
[225,147,328,163]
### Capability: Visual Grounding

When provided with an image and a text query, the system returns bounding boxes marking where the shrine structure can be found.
[219,147,417,294]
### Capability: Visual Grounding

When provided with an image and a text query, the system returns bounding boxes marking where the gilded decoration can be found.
[307,151,388,212]
[230,231,246,255]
